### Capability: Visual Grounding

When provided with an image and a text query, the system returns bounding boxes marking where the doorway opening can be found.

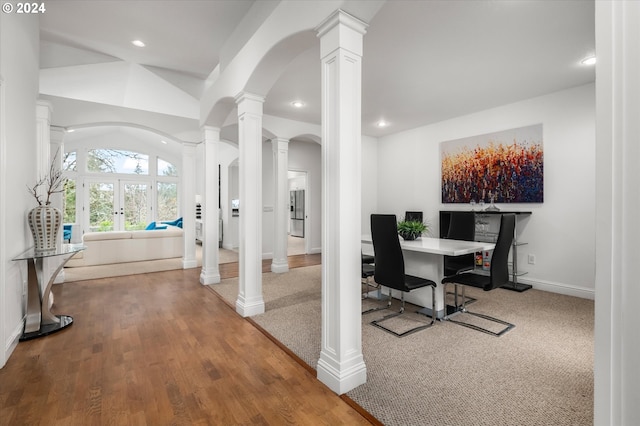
[288,170,307,256]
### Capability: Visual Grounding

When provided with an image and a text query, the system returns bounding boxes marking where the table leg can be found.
[24,259,42,334]
[21,252,77,341]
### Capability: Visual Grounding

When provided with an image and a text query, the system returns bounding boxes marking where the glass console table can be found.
[12,244,85,341]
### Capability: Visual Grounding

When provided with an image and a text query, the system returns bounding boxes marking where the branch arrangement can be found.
[27,149,67,206]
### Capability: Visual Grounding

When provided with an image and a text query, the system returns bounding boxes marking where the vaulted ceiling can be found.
[39,0,595,139]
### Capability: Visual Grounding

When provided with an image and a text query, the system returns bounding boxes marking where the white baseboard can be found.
[2,320,23,368]
[222,242,237,251]
[517,277,594,300]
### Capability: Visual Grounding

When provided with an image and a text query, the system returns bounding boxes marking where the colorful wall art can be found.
[441,124,543,204]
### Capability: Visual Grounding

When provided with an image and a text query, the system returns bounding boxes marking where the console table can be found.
[12,244,85,341]
[440,210,532,292]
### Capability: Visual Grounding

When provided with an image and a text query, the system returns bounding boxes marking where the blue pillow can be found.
[145,221,156,230]
[155,225,167,230]
[161,217,183,227]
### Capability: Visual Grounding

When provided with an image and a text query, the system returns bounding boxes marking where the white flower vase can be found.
[28,205,62,252]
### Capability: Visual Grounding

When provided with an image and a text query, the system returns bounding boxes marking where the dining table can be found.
[361,235,496,318]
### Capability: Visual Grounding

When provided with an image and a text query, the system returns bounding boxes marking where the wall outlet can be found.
[528,254,536,265]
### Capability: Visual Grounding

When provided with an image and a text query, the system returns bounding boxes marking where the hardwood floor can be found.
[218,253,322,280]
[0,256,376,425]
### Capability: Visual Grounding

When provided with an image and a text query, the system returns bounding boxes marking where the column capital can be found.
[182,141,198,150]
[234,92,265,106]
[202,125,221,139]
[36,99,53,120]
[271,137,290,151]
[316,9,368,58]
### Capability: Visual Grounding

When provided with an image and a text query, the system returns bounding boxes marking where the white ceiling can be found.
[39,0,595,139]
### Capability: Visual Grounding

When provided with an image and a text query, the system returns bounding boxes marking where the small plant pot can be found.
[399,232,419,241]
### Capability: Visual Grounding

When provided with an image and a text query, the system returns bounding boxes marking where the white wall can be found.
[361,135,378,235]
[0,13,40,367]
[375,83,595,298]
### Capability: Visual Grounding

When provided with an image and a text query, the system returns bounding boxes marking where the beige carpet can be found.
[210,266,594,426]
[64,245,238,282]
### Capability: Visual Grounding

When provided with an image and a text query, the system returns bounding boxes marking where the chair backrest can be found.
[442,211,476,276]
[370,214,407,292]
[405,211,423,222]
[487,214,516,291]
[446,211,475,241]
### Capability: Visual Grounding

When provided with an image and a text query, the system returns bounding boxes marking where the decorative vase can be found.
[28,205,62,252]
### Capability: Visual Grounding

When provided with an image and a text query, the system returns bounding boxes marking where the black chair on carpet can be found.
[443,211,477,310]
[441,214,516,337]
[361,249,393,314]
[443,211,476,277]
[369,214,437,337]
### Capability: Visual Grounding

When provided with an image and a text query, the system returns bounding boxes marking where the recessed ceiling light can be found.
[66,128,75,133]
[581,56,596,65]
[132,40,146,48]
[291,101,305,108]
[161,140,167,144]
[376,120,389,128]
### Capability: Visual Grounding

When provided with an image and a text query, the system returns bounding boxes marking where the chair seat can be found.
[362,254,375,264]
[444,255,475,276]
[404,274,436,291]
[442,272,491,291]
[362,263,375,279]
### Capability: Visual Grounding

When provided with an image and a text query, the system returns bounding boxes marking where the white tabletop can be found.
[361,235,495,256]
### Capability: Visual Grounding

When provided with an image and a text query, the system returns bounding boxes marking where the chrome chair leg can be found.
[444,285,514,337]
[362,280,392,315]
[371,286,436,337]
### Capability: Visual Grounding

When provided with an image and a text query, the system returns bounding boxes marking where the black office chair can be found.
[441,214,516,336]
[369,214,437,337]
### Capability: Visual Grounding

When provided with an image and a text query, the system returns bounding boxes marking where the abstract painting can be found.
[441,124,543,203]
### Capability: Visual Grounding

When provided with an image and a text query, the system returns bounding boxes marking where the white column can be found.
[35,101,58,287]
[271,137,290,273]
[35,101,52,179]
[200,126,221,285]
[315,9,368,395]
[181,142,197,269]
[595,1,640,425]
[235,92,265,317]
[50,127,66,284]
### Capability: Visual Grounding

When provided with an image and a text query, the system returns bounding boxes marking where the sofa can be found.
[65,226,184,267]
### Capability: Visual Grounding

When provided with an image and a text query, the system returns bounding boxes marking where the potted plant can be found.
[26,149,66,251]
[397,218,428,241]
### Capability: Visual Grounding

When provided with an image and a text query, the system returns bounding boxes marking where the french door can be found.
[85,179,151,232]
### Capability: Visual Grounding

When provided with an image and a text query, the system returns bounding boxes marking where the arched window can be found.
[87,149,149,175]
[62,147,180,233]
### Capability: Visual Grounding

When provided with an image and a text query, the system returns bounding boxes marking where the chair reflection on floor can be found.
[369,214,437,337]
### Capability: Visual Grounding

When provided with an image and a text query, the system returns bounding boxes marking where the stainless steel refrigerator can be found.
[290,190,304,238]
